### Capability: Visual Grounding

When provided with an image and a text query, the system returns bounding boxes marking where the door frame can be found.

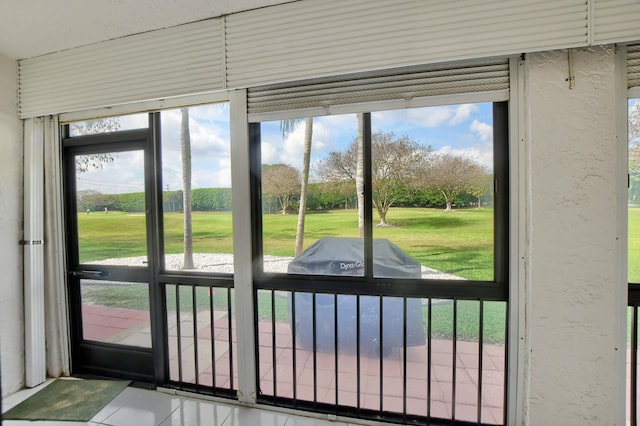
[62,123,166,383]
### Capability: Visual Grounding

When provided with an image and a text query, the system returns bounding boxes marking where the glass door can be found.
[63,126,160,381]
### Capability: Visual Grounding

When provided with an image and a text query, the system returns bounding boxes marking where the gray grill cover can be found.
[287,237,426,353]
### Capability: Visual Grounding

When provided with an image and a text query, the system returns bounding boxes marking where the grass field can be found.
[79,207,494,280]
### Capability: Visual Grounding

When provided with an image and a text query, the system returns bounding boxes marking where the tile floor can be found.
[1,380,361,426]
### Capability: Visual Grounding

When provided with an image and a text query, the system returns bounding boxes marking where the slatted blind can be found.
[592,0,640,45]
[628,44,640,89]
[19,19,225,118]
[247,57,509,115]
[227,0,586,89]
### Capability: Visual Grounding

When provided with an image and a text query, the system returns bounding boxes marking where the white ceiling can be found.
[0,0,291,60]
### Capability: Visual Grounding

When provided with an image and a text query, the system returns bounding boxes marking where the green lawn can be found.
[78,207,494,280]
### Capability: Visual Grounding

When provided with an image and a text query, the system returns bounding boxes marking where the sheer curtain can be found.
[24,115,69,387]
[43,115,70,379]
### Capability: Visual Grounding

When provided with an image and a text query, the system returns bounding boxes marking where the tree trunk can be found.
[181,108,194,269]
[441,190,453,212]
[295,117,313,256]
[356,113,365,237]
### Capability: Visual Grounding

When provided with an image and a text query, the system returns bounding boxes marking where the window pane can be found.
[75,150,148,265]
[80,279,151,347]
[69,113,148,136]
[371,103,494,281]
[160,103,233,273]
[630,99,640,283]
[260,114,360,274]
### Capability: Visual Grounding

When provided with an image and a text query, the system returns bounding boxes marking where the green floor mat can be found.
[2,378,130,421]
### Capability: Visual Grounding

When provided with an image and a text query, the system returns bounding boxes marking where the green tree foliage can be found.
[630,102,640,204]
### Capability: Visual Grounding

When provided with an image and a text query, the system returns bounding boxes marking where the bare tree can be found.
[319,131,429,226]
[422,153,486,211]
[262,164,301,214]
[356,113,365,236]
[630,103,640,203]
[181,108,194,269]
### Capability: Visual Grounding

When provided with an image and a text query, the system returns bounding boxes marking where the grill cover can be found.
[287,237,426,353]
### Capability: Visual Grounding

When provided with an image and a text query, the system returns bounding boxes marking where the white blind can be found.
[247,58,509,115]
[227,0,586,89]
[593,0,640,45]
[628,44,640,89]
[19,19,225,118]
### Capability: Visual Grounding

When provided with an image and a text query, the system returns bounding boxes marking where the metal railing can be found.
[165,283,236,397]
[255,289,507,425]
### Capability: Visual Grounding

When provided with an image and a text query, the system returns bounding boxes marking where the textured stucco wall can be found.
[525,46,625,424]
[0,53,24,397]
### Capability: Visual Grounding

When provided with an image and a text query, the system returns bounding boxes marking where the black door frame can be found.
[62,121,166,383]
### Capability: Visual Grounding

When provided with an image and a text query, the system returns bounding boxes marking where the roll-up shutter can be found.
[593,0,640,45]
[227,0,586,89]
[19,19,224,118]
[247,57,509,115]
[628,45,640,89]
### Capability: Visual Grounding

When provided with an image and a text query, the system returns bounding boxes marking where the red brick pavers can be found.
[81,304,151,346]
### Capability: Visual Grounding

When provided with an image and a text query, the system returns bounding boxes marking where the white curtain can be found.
[42,115,70,378]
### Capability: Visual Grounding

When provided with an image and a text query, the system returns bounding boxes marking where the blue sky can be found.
[75,102,494,193]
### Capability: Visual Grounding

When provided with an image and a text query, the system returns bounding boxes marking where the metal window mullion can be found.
[478,300,485,424]
[362,112,373,279]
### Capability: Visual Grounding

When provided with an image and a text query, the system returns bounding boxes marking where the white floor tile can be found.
[159,398,234,426]
[2,422,92,426]
[91,387,145,423]
[285,415,349,426]
[98,388,184,426]
[222,406,289,426]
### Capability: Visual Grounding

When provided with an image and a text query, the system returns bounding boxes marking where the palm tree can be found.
[281,116,313,257]
[181,108,194,269]
[356,113,365,237]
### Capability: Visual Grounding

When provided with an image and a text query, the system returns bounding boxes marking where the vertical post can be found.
[230,89,257,403]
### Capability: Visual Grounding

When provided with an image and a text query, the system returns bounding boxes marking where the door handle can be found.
[70,270,112,278]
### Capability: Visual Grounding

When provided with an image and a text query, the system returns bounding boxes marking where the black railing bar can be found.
[478,300,484,425]
[379,295,384,413]
[158,273,234,287]
[312,292,318,406]
[271,289,277,400]
[210,286,216,388]
[291,290,298,405]
[427,298,432,418]
[452,298,458,422]
[228,288,234,390]
[402,296,408,420]
[192,285,199,387]
[176,285,183,384]
[255,278,505,301]
[632,306,638,426]
[356,293,361,413]
[334,293,339,410]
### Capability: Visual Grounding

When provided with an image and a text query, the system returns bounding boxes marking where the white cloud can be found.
[435,145,493,171]
[470,119,493,142]
[449,104,479,125]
